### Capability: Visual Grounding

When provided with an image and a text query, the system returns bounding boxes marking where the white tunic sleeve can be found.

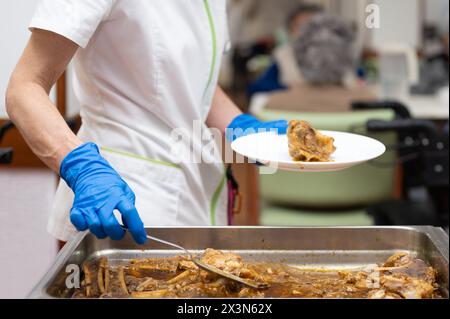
[29,0,115,48]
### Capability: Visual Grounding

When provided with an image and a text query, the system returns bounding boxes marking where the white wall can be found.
[0,169,58,298]
[1,0,59,298]
[425,0,449,32]
[0,0,56,118]
[372,0,421,48]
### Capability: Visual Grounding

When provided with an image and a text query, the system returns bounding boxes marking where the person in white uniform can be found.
[6,0,287,244]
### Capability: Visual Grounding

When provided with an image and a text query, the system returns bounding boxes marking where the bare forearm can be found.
[206,86,242,134]
[6,30,82,173]
[6,81,82,172]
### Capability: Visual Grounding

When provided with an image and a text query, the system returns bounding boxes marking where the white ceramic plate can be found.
[231,131,386,172]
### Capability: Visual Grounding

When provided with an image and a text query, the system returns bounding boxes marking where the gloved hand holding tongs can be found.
[60,143,147,244]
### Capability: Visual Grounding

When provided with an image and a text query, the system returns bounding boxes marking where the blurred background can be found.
[0,0,449,298]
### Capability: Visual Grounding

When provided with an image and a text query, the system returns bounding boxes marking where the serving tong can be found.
[119,226,268,290]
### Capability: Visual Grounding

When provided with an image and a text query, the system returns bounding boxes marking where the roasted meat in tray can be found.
[28,227,449,299]
[73,249,441,299]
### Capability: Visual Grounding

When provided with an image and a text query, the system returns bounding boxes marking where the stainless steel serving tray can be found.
[28,226,449,298]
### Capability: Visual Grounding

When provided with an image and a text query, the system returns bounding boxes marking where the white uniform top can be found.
[30,0,230,241]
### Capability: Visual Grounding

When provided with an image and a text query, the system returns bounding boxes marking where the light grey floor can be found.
[0,169,58,298]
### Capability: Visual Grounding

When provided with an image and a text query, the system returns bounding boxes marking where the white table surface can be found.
[405,89,449,120]
[249,87,449,121]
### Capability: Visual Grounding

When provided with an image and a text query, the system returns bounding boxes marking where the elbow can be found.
[5,86,14,120]
[5,79,20,121]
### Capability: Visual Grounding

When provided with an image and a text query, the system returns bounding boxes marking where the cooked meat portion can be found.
[383,252,412,267]
[201,249,243,274]
[287,120,336,162]
[200,249,264,282]
[126,256,181,279]
[339,253,439,299]
[73,251,441,299]
[380,274,435,299]
[368,289,402,299]
[380,252,437,283]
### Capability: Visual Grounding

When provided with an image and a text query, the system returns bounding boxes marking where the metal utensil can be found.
[127,229,269,290]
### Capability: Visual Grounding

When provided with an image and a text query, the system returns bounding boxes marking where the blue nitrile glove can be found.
[226,114,288,142]
[60,143,147,244]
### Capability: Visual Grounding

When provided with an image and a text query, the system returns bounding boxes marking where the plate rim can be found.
[230,130,386,167]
